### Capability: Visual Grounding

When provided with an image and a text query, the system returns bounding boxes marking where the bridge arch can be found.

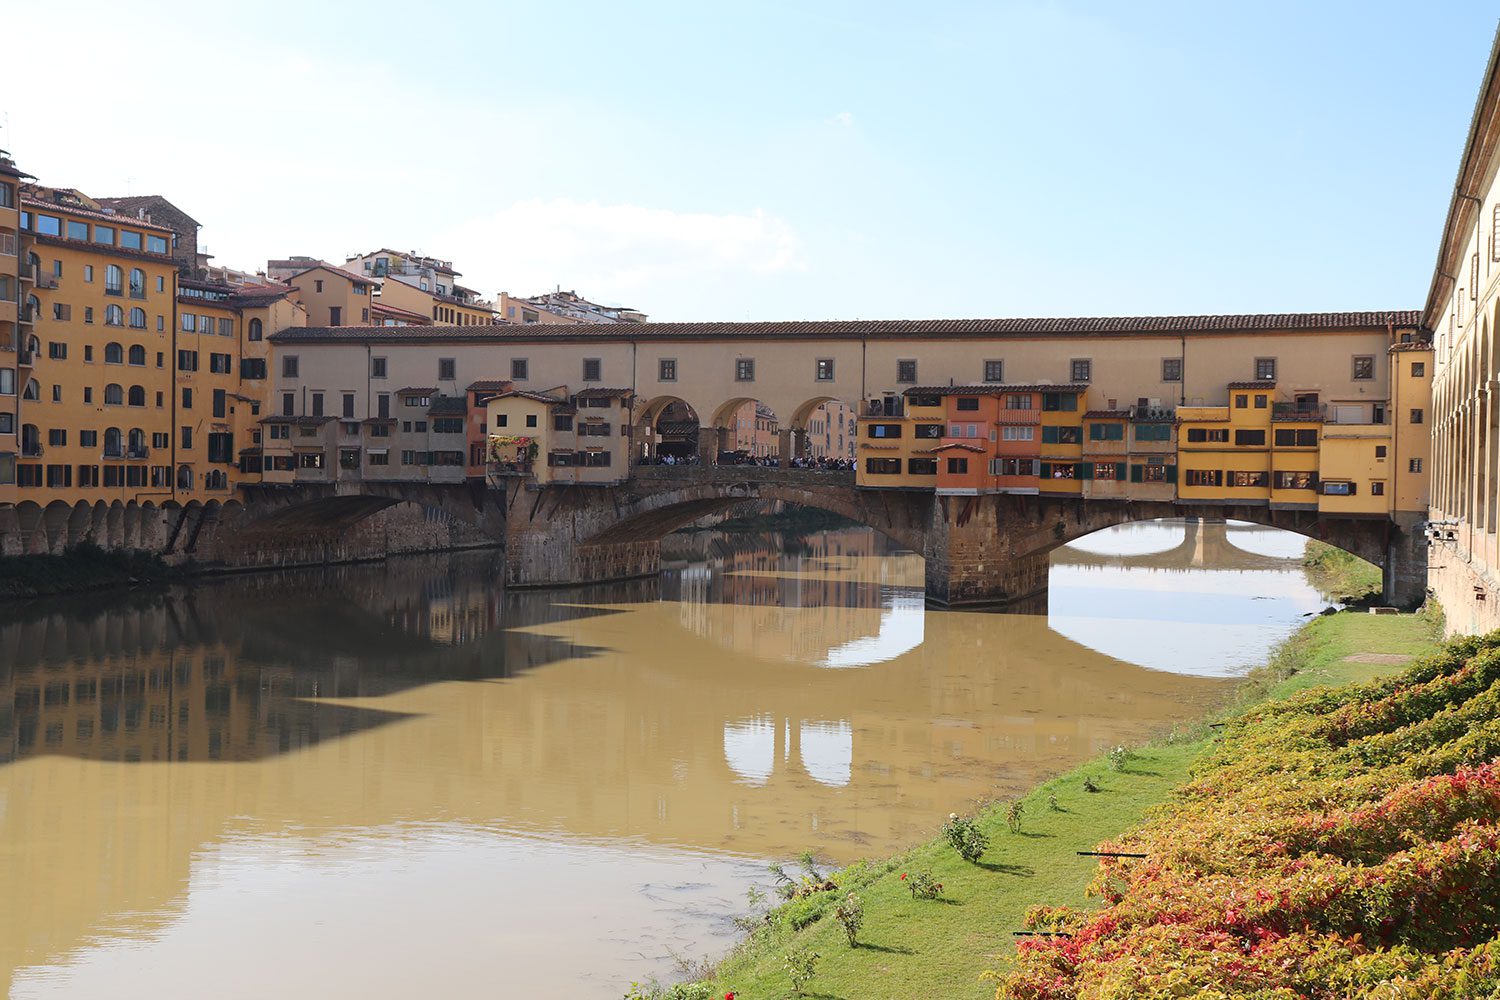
[709,396,782,462]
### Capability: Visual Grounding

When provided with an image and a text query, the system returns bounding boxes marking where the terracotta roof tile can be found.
[1226,380,1276,389]
[904,383,1090,396]
[267,310,1420,345]
[466,378,512,392]
[396,386,438,395]
[574,387,634,400]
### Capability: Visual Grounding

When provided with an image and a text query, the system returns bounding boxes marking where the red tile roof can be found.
[288,263,375,287]
[268,311,1421,345]
[1226,380,1276,389]
[19,195,175,233]
[1084,409,1131,418]
[396,386,438,395]
[466,378,512,392]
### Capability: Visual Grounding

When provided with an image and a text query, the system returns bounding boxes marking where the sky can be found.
[3,1,1496,322]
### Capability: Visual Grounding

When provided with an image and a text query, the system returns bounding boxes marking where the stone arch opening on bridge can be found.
[634,395,702,463]
[709,396,784,464]
[1051,517,1311,574]
[787,395,858,465]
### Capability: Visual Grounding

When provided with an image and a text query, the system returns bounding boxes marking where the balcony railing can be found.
[126,447,150,460]
[864,397,905,417]
[35,273,57,290]
[1129,404,1176,420]
[18,303,34,323]
[20,443,42,458]
[17,347,33,365]
[1272,402,1326,422]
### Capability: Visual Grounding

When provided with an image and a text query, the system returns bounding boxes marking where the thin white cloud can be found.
[829,111,856,128]
[437,199,806,301]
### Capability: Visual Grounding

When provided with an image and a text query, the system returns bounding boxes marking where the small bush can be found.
[1005,800,1025,834]
[783,948,819,996]
[942,812,989,863]
[1106,745,1130,771]
[901,869,944,899]
[833,892,864,947]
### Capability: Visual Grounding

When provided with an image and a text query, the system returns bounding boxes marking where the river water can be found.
[0,519,1329,998]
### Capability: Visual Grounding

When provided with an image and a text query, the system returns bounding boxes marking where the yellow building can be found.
[344,249,495,326]
[855,391,942,489]
[485,387,633,486]
[17,187,180,501]
[0,150,28,502]
[285,264,373,328]
[1037,388,1086,496]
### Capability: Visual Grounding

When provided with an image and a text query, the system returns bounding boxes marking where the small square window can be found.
[896,359,917,383]
[983,360,1004,382]
[1409,458,1423,473]
[1162,358,1182,382]
[438,358,456,381]
[658,358,676,381]
[1412,362,1425,378]
[815,358,835,381]
[525,414,537,428]
[1352,355,1375,380]
[1375,445,1387,459]
[1411,408,1424,424]
[1371,481,1385,496]
[1070,359,1092,383]
[371,357,387,378]
[511,358,528,380]
[282,356,299,378]
[1254,358,1277,381]
[583,358,602,382]
[735,358,755,382]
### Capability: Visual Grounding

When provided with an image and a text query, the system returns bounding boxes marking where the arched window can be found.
[105,342,124,364]
[206,469,227,490]
[25,294,39,320]
[129,307,146,329]
[104,427,122,457]
[127,428,146,455]
[26,334,40,356]
[22,378,39,400]
[105,265,122,294]
[128,344,146,366]
[104,304,124,326]
[25,252,40,277]
[20,423,40,455]
[104,383,123,406]
[127,385,145,407]
[129,268,145,298]
[248,318,263,341]
[176,465,193,490]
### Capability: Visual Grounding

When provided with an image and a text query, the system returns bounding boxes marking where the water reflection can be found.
[0,521,1313,998]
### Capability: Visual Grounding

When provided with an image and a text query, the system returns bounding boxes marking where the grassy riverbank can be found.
[1303,539,1384,603]
[0,542,185,598]
[643,609,1444,1000]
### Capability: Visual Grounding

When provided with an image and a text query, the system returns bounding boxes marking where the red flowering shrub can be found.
[997,630,1500,999]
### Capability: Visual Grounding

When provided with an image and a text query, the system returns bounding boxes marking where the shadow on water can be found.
[0,550,647,766]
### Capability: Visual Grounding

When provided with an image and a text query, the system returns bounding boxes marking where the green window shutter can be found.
[1077,462,1092,480]
[1039,462,1052,478]
[1116,462,1126,480]
[1130,464,1143,483]
[1165,464,1177,482]
[1042,426,1058,444]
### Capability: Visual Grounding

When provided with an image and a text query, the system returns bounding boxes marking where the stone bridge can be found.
[215,465,1426,608]
[1049,519,1304,573]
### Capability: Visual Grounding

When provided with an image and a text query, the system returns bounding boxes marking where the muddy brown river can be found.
[0,520,1327,997]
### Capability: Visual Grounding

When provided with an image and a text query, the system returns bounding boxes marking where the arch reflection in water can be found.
[1048,518,1330,676]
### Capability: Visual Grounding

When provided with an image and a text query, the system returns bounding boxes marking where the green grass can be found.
[678,608,1445,1000]
[1302,539,1384,603]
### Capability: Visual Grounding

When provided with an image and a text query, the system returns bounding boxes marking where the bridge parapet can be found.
[631,465,856,488]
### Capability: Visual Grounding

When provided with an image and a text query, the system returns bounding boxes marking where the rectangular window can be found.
[1005,394,1031,410]
[658,358,676,381]
[907,458,937,475]
[1229,470,1269,488]
[1254,394,1268,409]
[213,389,227,418]
[119,230,142,251]
[282,356,299,378]
[219,318,233,337]
[946,457,969,474]
[1093,462,1122,480]
[1375,445,1387,459]
[1321,480,1355,496]
[148,235,168,255]
[864,457,902,475]
[1070,359,1092,382]
[1274,470,1316,490]
[1001,426,1034,441]
[1234,429,1266,446]
[1410,408,1424,424]
[1185,427,1228,443]
[66,220,88,240]
[816,358,835,381]
[866,423,903,438]
[1185,469,1223,487]
[1041,392,1078,412]
[1134,423,1172,442]
[438,358,456,381]
[1254,358,1277,381]
[1352,355,1375,380]
[48,428,66,446]
[1412,361,1425,378]
[1409,458,1423,473]
[92,224,112,244]
[34,214,62,237]
[282,392,295,417]
[1371,481,1386,496]
[511,358,528,380]
[1161,357,1183,382]
[735,358,755,382]
[1088,423,1124,441]
[896,359,917,384]
[181,388,193,410]
[343,393,356,419]
[956,397,980,411]
[582,358,602,382]
[1273,428,1318,447]
[180,426,193,450]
